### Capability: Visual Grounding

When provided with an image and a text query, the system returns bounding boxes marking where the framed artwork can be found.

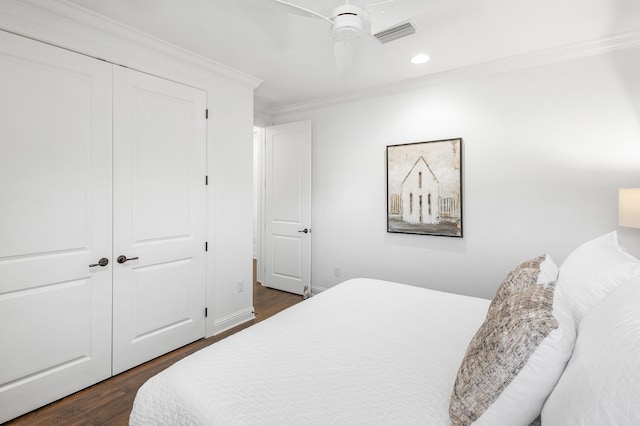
[386,138,463,237]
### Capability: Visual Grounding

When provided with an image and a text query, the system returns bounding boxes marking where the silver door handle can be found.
[89,257,109,267]
[298,228,310,234]
[117,255,139,264]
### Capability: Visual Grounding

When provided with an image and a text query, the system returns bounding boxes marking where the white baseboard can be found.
[210,308,255,337]
[311,285,328,296]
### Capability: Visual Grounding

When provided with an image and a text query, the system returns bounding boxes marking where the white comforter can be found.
[130,278,490,425]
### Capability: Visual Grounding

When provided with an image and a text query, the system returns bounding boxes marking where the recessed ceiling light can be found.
[411,53,430,64]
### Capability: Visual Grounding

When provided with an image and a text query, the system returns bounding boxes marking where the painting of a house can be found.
[387,139,462,237]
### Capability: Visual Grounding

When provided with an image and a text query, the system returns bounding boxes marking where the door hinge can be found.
[205,175,208,185]
[205,241,208,252]
[205,307,208,317]
[205,109,208,119]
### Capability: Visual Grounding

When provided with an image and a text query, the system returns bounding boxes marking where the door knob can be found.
[117,255,139,264]
[298,228,310,234]
[89,257,109,267]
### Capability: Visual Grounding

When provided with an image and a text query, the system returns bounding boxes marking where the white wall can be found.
[273,46,640,299]
[209,82,256,334]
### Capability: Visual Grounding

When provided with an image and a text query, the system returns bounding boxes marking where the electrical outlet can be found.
[334,266,342,277]
[237,280,244,293]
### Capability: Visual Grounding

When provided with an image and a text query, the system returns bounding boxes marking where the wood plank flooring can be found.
[5,277,303,426]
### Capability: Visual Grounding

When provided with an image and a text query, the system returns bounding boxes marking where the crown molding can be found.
[0,0,262,89]
[261,29,640,117]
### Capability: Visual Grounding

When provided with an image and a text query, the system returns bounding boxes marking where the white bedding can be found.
[130,278,490,425]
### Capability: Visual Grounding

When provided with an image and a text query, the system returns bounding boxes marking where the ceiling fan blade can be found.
[273,0,333,23]
[366,0,429,34]
[333,39,357,74]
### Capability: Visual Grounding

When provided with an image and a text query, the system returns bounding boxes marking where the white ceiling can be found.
[66,0,640,111]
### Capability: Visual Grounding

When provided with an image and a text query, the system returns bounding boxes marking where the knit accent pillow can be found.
[488,255,556,314]
[449,255,561,426]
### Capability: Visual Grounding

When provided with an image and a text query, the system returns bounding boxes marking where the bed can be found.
[130,232,640,425]
[131,278,489,425]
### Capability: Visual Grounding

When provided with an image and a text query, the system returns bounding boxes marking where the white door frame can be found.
[256,126,266,287]
[254,126,265,284]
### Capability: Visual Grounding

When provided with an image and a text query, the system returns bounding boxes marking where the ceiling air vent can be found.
[373,21,416,44]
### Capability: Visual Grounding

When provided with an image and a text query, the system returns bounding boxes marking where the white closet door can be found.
[0,31,113,422]
[112,67,207,374]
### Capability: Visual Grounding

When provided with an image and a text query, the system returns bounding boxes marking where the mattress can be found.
[130,278,490,425]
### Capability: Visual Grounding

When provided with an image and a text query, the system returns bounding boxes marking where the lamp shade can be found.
[619,188,640,228]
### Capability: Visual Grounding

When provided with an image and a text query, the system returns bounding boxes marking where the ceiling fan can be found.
[271,0,426,73]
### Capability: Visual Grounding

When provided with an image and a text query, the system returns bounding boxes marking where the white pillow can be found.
[542,280,640,425]
[556,231,640,325]
[450,254,575,426]
[473,291,575,426]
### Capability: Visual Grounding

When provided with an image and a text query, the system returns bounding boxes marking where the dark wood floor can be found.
[5,277,303,426]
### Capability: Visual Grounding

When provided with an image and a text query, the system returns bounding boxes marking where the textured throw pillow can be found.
[488,254,558,314]
[450,254,575,426]
[556,231,640,325]
[542,280,640,425]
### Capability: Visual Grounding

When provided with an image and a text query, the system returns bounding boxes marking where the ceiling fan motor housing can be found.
[332,4,363,41]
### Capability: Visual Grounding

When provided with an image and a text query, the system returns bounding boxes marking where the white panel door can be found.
[264,121,312,296]
[112,67,207,374]
[0,31,112,422]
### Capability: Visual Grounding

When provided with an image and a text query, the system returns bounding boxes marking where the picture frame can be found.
[386,138,463,237]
